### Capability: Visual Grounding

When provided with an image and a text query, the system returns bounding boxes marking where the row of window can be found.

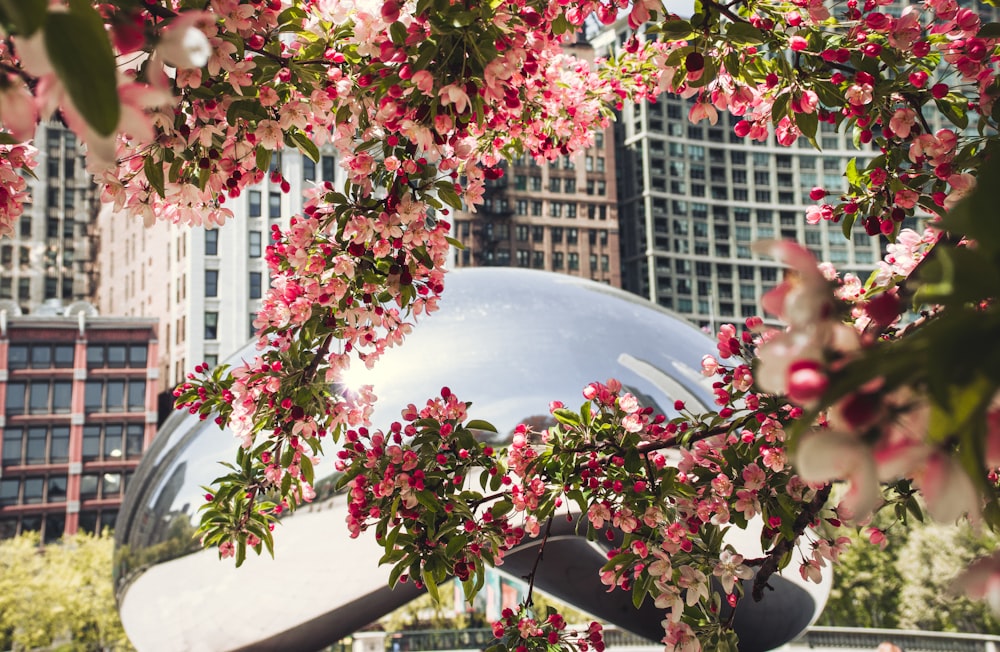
[0,472,132,507]
[470,250,610,272]
[0,509,117,542]
[6,343,148,371]
[513,176,609,194]
[467,223,612,246]
[4,379,148,415]
[205,230,265,257]
[205,270,263,299]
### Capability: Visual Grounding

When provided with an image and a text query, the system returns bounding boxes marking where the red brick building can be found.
[0,304,158,541]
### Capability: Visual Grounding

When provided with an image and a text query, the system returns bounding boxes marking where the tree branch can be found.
[749,484,832,602]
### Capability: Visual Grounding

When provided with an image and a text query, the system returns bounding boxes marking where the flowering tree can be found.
[2,0,1000,649]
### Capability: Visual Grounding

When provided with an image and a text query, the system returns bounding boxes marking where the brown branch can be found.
[523,515,555,606]
[749,484,832,602]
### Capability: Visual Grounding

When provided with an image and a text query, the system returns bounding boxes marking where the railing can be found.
[375,627,1000,652]
[794,626,1000,652]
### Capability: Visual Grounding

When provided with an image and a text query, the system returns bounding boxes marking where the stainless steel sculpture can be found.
[115,268,830,651]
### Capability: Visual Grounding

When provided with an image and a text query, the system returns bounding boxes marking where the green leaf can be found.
[144,157,166,198]
[795,110,819,141]
[436,181,463,211]
[465,419,497,433]
[551,408,582,427]
[256,145,272,172]
[389,21,407,45]
[845,158,862,187]
[289,130,320,163]
[423,569,441,603]
[935,97,969,130]
[659,19,694,40]
[44,7,120,136]
[726,22,765,44]
[0,0,46,35]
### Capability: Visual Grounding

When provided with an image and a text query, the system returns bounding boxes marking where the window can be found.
[600,255,609,272]
[515,225,529,241]
[549,178,561,193]
[26,380,72,414]
[5,426,72,465]
[82,380,145,413]
[552,228,563,243]
[86,344,146,369]
[590,254,598,272]
[568,253,580,270]
[204,229,219,256]
[516,250,530,267]
[249,231,262,258]
[205,270,219,297]
[532,251,544,269]
[567,228,578,245]
[531,201,542,216]
[553,252,564,269]
[248,191,262,218]
[532,226,544,243]
[303,157,316,181]
[205,312,219,340]
[269,192,281,218]
[321,155,336,181]
[250,272,262,299]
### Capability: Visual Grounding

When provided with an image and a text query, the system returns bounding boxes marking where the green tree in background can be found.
[0,532,132,651]
[822,521,1000,634]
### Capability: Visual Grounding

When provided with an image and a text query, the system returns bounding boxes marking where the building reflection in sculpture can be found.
[114,268,830,652]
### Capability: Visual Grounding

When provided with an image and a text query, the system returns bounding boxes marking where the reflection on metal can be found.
[114,268,830,652]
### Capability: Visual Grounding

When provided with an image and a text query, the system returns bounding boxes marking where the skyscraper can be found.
[93,151,341,390]
[1,123,95,314]
[450,41,622,287]
[591,26,883,329]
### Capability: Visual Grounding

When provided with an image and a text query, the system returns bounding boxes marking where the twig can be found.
[749,484,832,601]
[523,515,555,606]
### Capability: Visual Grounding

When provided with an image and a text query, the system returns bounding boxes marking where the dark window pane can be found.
[99,510,118,532]
[86,346,104,367]
[54,345,74,368]
[128,381,146,412]
[50,427,70,463]
[30,345,51,368]
[126,425,144,459]
[26,427,47,464]
[82,426,101,461]
[7,345,28,369]
[28,381,50,414]
[129,345,147,367]
[0,518,17,538]
[205,269,218,297]
[104,425,124,459]
[5,382,25,414]
[23,478,43,504]
[20,515,41,532]
[78,511,97,533]
[249,272,262,299]
[79,475,98,499]
[2,429,22,464]
[0,479,18,506]
[44,513,65,543]
[107,345,127,368]
[84,381,103,412]
[47,476,67,502]
[205,312,218,340]
[52,381,72,413]
[205,229,219,255]
[106,381,125,412]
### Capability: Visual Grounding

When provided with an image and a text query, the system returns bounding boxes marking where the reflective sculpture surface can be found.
[115,268,830,651]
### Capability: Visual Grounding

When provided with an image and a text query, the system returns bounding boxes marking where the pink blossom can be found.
[952,552,1000,614]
